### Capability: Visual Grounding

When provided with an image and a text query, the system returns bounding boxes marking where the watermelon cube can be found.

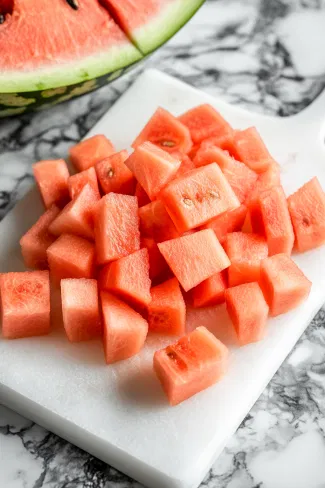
[68,167,100,200]
[139,200,180,243]
[49,184,99,240]
[47,234,95,284]
[192,272,227,308]
[94,193,140,265]
[101,291,148,364]
[33,159,70,209]
[0,271,50,339]
[125,142,181,201]
[95,150,135,195]
[288,177,325,252]
[201,133,237,158]
[178,104,233,144]
[61,279,101,342]
[200,205,247,244]
[132,107,192,155]
[135,183,150,207]
[258,186,294,255]
[194,146,258,204]
[233,127,277,173]
[154,326,229,405]
[158,229,230,292]
[248,163,281,203]
[69,134,115,172]
[141,237,170,282]
[160,163,240,233]
[259,254,312,316]
[148,277,186,335]
[20,205,60,269]
[225,282,269,345]
[224,232,268,287]
[99,248,151,307]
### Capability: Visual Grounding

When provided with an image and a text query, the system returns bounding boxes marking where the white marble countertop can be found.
[1,1,325,487]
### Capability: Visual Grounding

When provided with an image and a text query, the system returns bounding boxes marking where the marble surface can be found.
[1,0,325,487]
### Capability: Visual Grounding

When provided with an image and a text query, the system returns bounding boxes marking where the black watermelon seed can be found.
[66,0,79,10]
[0,14,5,24]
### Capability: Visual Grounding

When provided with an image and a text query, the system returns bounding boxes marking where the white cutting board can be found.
[1,69,325,488]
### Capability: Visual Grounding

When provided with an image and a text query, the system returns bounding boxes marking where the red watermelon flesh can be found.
[20,205,60,270]
[200,205,247,244]
[140,237,170,282]
[70,135,115,172]
[99,248,151,307]
[135,183,151,207]
[288,177,325,253]
[160,163,240,233]
[94,193,140,265]
[259,254,312,317]
[125,142,181,201]
[258,186,294,256]
[49,184,99,241]
[225,282,269,346]
[224,232,268,287]
[0,271,50,339]
[192,271,227,308]
[154,326,229,405]
[148,277,186,335]
[158,229,230,292]
[201,133,238,158]
[132,107,192,155]
[95,150,135,195]
[68,167,100,200]
[47,233,96,284]
[194,146,258,203]
[33,159,70,209]
[139,200,180,243]
[234,127,277,173]
[101,291,148,364]
[0,0,138,73]
[61,278,102,342]
[178,104,233,144]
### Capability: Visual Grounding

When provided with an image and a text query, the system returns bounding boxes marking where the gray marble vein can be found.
[1,0,325,487]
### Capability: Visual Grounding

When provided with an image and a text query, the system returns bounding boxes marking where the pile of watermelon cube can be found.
[1,104,325,406]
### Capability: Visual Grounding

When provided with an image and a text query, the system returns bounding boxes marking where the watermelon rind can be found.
[132,0,206,54]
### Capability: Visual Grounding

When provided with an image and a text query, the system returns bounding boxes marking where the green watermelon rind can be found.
[0,43,142,93]
[133,0,206,54]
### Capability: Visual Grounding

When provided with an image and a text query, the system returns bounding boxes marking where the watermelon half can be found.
[0,0,204,117]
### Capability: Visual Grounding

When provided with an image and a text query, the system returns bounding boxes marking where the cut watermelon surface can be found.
[161,163,240,233]
[125,142,181,201]
[20,205,60,270]
[158,229,230,292]
[101,291,148,364]
[141,237,170,282]
[179,104,233,144]
[33,159,70,209]
[95,150,135,195]
[61,278,102,342]
[288,177,325,253]
[135,183,151,207]
[49,184,99,240]
[94,193,140,265]
[68,167,100,200]
[259,254,312,317]
[154,326,229,405]
[148,278,186,335]
[99,248,151,307]
[70,135,115,172]
[192,272,227,308]
[47,234,96,284]
[234,127,277,173]
[132,107,192,154]
[225,282,269,346]
[0,271,50,339]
